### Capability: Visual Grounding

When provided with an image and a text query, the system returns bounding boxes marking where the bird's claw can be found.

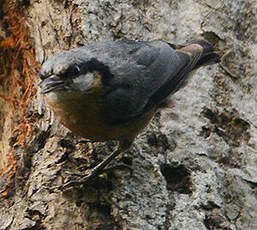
[49,173,92,191]
[50,163,133,191]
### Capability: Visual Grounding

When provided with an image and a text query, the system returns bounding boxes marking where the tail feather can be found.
[144,39,220,113]
[168,39,220,69]
[184,39,220,69]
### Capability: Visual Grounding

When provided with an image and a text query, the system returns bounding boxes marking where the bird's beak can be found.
[39,75,66,94]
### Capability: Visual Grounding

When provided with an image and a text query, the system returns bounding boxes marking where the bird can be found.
[39,39,220,188]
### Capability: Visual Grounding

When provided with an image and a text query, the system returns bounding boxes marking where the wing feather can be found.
[95,40,202,124]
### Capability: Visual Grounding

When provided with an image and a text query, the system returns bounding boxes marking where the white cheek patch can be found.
[47,92,68,104]
[46,92,58,102]
[73,72,94,91]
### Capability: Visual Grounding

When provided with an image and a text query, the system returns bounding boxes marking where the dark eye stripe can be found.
[73,65,80,75]
[84,58,113,85]
[61,65,80,78]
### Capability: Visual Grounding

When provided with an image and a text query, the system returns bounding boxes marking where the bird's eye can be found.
[61,65,80,79]
[73,65,80,75]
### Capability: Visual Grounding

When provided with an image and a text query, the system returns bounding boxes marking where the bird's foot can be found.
[51,147,123,191]
[51,168,103,191]
[58,163,133,191]
[51,140,133,191]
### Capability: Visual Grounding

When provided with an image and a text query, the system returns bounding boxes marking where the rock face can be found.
[0,0,256,229]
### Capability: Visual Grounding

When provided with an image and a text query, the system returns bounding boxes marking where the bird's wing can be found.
[87,40,202,124]
[144,42,203,111]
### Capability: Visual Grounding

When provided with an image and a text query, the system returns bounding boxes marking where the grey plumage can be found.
[40,39,219,124]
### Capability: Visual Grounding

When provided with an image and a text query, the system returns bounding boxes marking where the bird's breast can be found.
[45,91,155,142]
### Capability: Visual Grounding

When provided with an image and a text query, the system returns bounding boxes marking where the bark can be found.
[0,0,257,229]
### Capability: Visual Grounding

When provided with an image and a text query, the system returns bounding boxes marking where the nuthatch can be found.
[39,39,220,187]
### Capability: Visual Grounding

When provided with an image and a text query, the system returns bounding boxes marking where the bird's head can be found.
[39,49,112,96]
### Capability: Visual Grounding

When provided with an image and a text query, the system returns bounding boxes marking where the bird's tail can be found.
[168,39,220,69]
[186,39,220,69]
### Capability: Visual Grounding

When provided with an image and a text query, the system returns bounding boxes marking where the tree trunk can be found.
[0,0,256,229]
